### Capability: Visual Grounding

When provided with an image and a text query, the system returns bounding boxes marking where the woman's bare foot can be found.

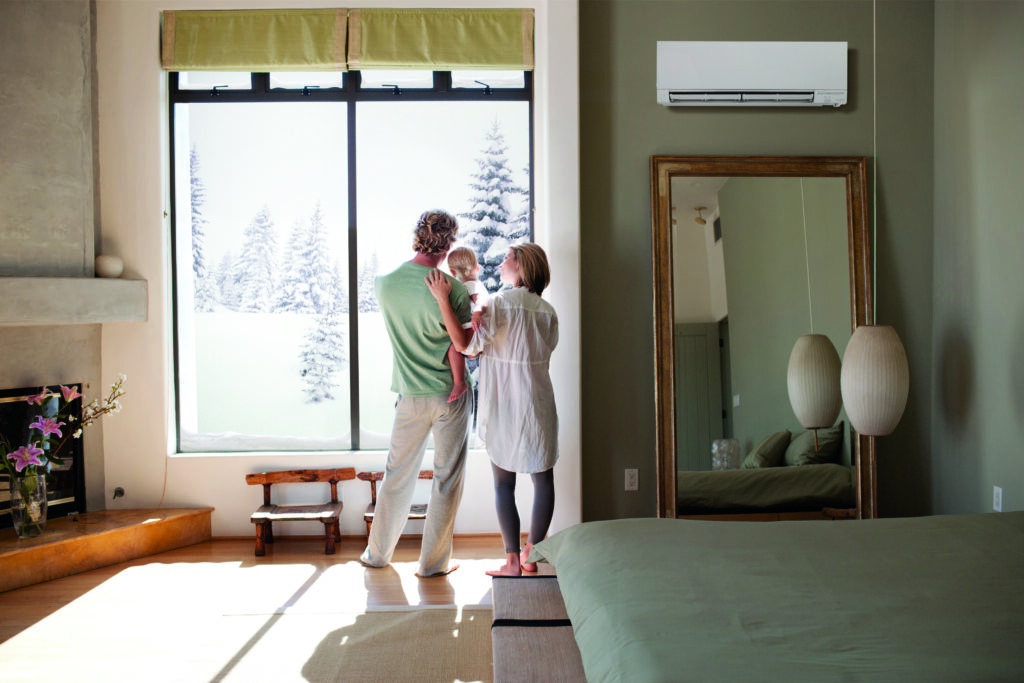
[520,542,538,572]
[448,381,468,403]
[485,552,522,577]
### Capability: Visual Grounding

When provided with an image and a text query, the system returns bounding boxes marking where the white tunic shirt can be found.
[464,287,559,473]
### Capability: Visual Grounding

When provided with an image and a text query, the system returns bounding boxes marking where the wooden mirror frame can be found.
[651,156,875,520]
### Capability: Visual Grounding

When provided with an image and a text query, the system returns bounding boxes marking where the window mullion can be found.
[347,97,360,450]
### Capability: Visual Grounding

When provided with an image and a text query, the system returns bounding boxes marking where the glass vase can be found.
[9,474,48,538]
[711,438,741,471]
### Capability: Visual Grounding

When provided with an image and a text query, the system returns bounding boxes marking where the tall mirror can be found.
[651,156,875,520]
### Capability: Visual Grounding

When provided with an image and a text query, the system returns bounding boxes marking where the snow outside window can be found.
[171,75,531,453]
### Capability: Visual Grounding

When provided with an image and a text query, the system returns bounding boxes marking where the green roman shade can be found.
[161,9,348,71]
[160,8,535,72]
[348,8,534,70]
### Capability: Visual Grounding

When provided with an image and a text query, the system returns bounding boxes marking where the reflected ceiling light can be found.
[694,206,707,225]
[787,179,842,447]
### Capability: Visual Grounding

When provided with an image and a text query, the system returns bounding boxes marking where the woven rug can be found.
[301,606,493,683]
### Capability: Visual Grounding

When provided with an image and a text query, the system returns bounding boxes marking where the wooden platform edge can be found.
[0,508,213,593]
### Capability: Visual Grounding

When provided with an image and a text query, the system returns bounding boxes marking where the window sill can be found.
[0,277,148,326]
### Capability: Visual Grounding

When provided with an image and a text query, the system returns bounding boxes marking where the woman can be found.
[425,243,558,576]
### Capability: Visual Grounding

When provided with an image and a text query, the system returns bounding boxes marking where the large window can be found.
[170,71,532,452]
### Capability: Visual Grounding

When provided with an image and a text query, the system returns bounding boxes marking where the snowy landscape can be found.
[174,100,530,450]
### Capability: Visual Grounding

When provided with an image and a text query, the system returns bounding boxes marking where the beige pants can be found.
[360,391,471,576]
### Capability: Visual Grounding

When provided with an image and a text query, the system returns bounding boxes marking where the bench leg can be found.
[265,521,274,545]
[254,522,267,557]
[324,521,337,555]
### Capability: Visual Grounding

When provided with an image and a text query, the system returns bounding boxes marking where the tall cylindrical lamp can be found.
[787,334,843,430]
[840,325,909,436]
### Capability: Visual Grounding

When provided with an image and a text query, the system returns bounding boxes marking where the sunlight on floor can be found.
[0,557,498,682]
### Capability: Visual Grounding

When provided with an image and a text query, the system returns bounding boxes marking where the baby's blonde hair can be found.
[447,247,479,282]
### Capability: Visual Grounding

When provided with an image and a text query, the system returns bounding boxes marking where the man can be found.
[360,209,474,577]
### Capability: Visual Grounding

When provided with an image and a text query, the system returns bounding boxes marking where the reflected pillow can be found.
[785,421,844,466]
[741,430,791,469]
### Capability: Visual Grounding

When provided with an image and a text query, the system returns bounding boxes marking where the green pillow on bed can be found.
[740,430,791,469]
[784,421,844,466]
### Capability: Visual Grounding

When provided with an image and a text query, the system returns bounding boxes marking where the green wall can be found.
[580,0,935,519]
[932,2,1024,513]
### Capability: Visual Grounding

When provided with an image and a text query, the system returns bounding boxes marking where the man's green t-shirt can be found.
[375,261,472,397]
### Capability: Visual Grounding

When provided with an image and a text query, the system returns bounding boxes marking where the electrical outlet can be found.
[625,468,639,491]
[993,486,1003,512]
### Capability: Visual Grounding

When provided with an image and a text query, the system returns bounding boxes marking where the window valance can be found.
[348,9,534,71]
[161,9,347,71]
[160,8,534,72]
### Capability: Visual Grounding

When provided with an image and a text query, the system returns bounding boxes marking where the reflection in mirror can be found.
[671,176,851,470]
[651,157,874,520]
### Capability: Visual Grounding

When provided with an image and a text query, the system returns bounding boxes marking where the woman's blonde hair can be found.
[447,247,479,281]
[412,210,459,256]
[509,243,551,296]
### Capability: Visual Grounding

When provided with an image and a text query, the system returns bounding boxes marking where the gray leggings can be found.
[491,462,555,553]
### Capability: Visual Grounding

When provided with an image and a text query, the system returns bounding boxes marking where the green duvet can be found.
[532,513,1024,682]
[676,463,855,511]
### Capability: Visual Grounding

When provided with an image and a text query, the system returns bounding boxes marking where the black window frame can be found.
[168,69,534,451]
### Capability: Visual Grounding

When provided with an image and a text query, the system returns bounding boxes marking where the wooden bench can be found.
[356,470,433,536]
[245,468,355,556]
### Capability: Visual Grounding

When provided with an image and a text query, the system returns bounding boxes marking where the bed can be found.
[677,423,857,520]
[676,463,856,518]
[527,513,1024,682]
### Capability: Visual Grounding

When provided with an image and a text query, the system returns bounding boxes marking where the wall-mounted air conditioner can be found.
[657,41,847,107]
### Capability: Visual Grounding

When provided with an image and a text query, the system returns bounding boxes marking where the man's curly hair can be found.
[413,210,459,256]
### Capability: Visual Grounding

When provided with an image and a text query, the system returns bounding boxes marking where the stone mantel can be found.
[0,277,148,326]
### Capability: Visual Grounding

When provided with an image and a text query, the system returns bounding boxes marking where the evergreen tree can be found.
[332,260,349,314]
[358,253,380,312]
[459,121,529,291]
[275,203,335,314]
[190,146,217,312]
[275,218,312,313]
[299,304,346,402]
[303,203,335,314]
[215,251,240,311]
[234,205,278,312]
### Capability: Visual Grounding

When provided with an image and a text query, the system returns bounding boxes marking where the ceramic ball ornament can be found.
[95,254,124,278]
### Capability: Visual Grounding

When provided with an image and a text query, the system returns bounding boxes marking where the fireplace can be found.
[0,384,87,529]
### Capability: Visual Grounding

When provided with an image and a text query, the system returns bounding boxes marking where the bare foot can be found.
[485,552,522,577]
[448,381,468,403]
[520,542,538,572]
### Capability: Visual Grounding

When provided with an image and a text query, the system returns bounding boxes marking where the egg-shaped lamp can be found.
[787,334,843,429]
[840,325,909,436]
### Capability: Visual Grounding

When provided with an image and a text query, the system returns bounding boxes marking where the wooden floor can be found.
[0,534,554,645]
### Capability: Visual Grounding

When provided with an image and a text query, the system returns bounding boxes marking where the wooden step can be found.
[0,508,213,593]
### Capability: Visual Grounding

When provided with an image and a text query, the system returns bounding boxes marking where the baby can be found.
[444,247,490,402]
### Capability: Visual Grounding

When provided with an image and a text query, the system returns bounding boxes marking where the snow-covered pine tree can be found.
[215,251,240,311]
[299,304,346,402]
[458,121,529,291]
[234,205,279,312]
[357,253,380,312]
[331,260,348,314]
[190,146,217,312]
[303,203,335,314]
[275,218,313,313]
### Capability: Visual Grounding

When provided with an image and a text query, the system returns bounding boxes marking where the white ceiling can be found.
[669,176,729,228]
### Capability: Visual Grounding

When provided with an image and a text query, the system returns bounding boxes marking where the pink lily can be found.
[29,416,64,438]
[27,388,52,405]
[10,445,45,472]
[60,385,83,402]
